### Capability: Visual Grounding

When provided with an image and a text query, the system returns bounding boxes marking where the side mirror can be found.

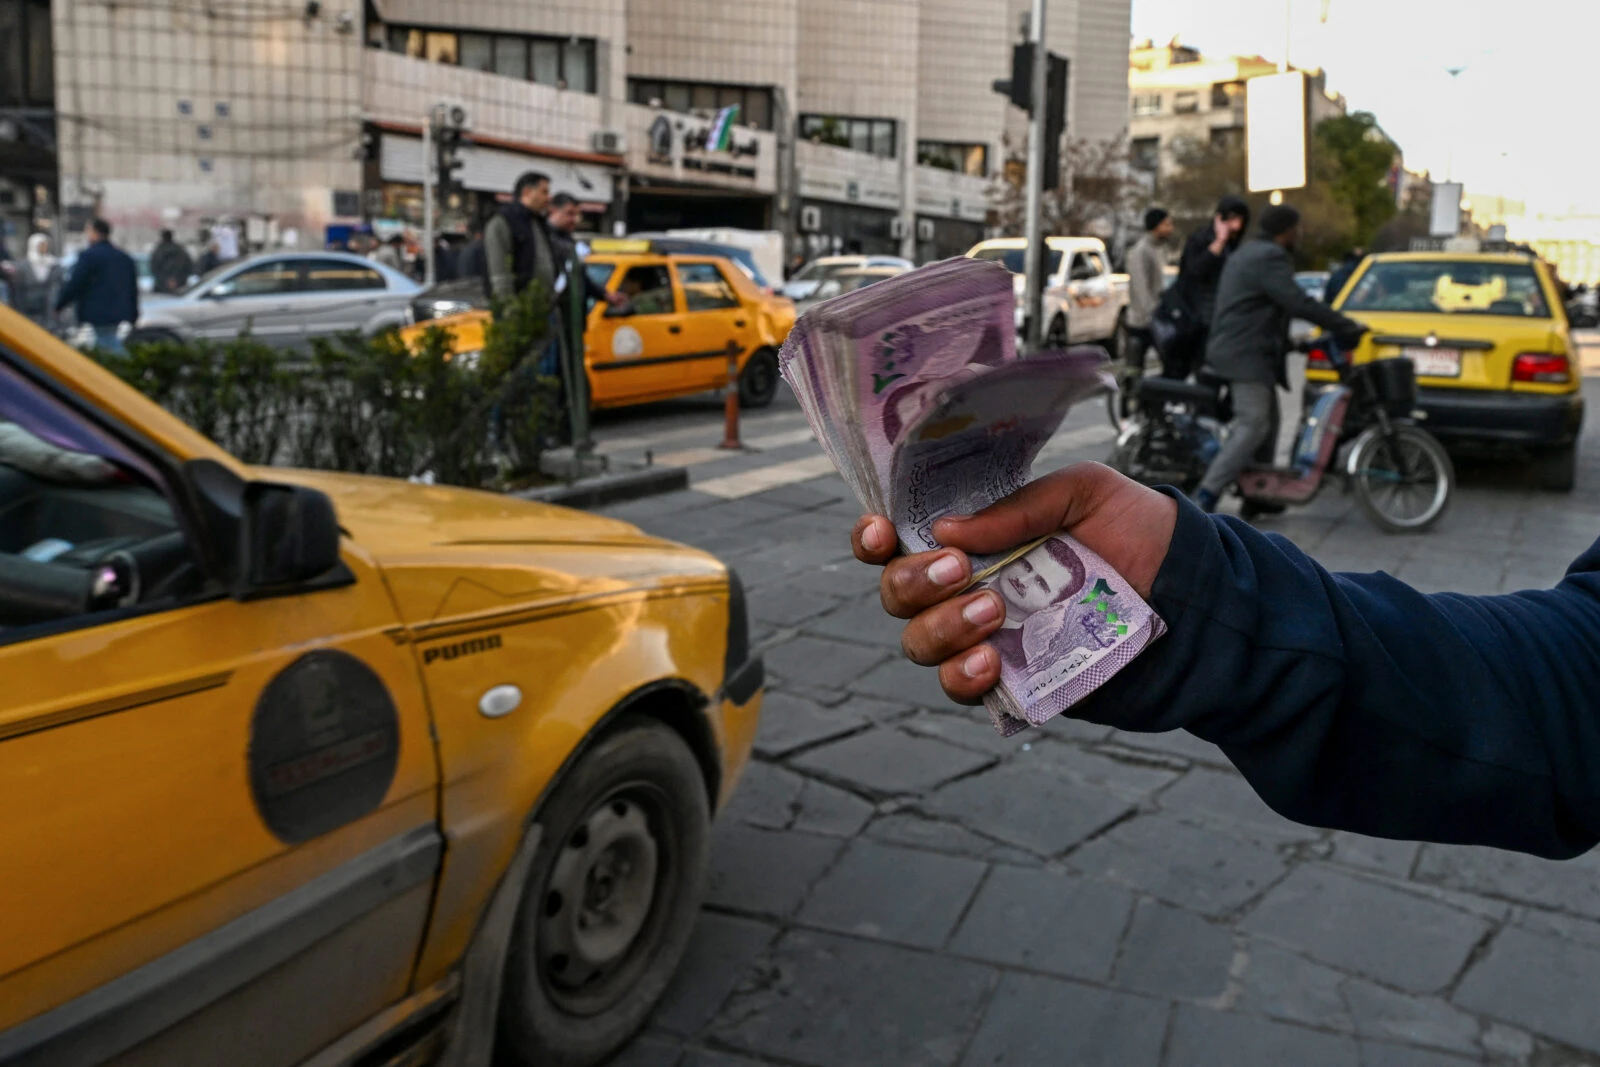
[235,481,342,598]
[604,300,633,318]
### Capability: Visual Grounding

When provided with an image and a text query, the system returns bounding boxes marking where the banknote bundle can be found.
[778,257,1166,735]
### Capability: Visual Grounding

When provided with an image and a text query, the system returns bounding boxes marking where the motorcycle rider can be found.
[1193,204,1367,514]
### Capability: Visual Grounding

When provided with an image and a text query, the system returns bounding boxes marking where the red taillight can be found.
[1306,345,1332,371]
[1512,352,1571,384]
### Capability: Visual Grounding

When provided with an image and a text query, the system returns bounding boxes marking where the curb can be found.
[515,465,690,509]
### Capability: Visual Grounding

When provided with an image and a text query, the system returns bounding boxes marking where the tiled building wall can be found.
[916,0,1009,160]
[626,0,798,100]
[52,0,364,245]
[796,0,919,123]
[1072,0,1132,143]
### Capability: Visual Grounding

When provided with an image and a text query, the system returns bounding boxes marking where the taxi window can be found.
[615,265,675,316]
[678,263,741,311]
[0,357,199,639]
[1342,261,1550,318]
[585,263,614,294]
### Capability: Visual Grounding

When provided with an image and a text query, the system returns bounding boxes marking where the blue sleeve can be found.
[1077,491,1600,859]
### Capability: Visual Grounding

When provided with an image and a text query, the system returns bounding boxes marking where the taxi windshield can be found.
[1341,260,1551,318]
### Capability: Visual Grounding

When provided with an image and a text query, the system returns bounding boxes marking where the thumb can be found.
[931,464,1118,555]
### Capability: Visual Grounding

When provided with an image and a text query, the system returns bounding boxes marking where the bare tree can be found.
[988,133,1150,252]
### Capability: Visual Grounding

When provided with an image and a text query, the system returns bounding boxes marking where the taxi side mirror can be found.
[236,481,342,597]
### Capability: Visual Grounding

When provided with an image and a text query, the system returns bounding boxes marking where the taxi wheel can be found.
[498,717,709,1067]
[738,348,780,408]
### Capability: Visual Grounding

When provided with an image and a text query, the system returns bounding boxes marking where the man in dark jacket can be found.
[56,218,139,357]
[851,461,1600,861]
[1193,204,1365,513]
[1160,195,1251,379]
[1323,247,1365,306]
[149,229,194,294]
[484,171,557,303]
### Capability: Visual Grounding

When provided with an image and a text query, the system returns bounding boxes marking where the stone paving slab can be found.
[1068,814,1290,918]
[790,725,993,797]
[946,863,1132,980]
[958,972,1169,1066]
[920,761,1136,857]
[797,839,987,949]
[1453,926,1600,1054]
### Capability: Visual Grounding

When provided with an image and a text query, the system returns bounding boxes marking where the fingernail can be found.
[963,594,1000,625]
[861,523,884,552]
[941,513,972,525]
[927,554,964,586]
[962,647,992,678]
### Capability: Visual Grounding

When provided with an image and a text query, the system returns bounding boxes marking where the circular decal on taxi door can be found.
[612,325,643,359]
[247,650,400,844]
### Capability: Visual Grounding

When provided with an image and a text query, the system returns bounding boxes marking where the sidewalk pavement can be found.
[592,380,1600,1067]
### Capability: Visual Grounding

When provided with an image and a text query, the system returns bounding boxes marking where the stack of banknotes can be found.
[778,257,1166,735]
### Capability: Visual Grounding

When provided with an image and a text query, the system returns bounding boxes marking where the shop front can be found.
[623,104,778,233]
[914,166,990,261]
[796,140,906,259]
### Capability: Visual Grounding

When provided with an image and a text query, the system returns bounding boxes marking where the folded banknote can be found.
[778,257,1166,733]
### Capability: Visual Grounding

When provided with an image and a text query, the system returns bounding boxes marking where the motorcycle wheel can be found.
[1348,424,1454,533]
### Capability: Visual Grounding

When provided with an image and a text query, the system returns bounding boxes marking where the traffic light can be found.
[1042,54,1069,191]
[991,47,1070,190]
[433,107,469,199]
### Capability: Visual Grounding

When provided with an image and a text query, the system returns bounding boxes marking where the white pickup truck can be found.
[966,236,1130,354]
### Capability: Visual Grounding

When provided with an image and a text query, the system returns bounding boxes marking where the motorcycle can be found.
[1107,337,1455,533]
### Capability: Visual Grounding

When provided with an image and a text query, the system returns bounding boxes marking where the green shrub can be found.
[108,284,560,489]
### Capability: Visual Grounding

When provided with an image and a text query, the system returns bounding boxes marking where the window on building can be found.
[1130,136,1160,173]
[799,114,897,159]
[1131,93,1162,117]
[2,0,53,107]
[1211,80,1242,109]
[917,141,988,177]
[380,25,597,93]
[1173,91,1199,114]
[627,79,777,131]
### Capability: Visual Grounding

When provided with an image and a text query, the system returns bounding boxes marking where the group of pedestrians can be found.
[1119,195,1367,513]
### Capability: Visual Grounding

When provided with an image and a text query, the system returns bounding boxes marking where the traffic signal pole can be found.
[423,104,439,288]
[1022,0,1047,353]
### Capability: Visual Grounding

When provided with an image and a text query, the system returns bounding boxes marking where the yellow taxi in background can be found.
[0,306,762,1066]
[1314,251,1584,490]
[402,239,795,411]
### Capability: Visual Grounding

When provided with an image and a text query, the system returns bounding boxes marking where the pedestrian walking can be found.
[149,229,195,294]
[1324,247,1365,305]
[13,233,63,329]
[433,234,459,282]
[457,225,486,288]
[55,218,140,358]
[1154,195,1250,380]
[371,235,405,271]
[1124,207,1174,382]
[484,171,557,303]
[1191,204,1366,513]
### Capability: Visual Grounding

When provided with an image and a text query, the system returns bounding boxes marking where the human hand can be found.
[605,290,628,308]
[851,463,1178,704]
[1209,215,1231,253]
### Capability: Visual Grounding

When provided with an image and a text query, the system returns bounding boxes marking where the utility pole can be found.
[1022,0,1047,352]
[422,103,439,288]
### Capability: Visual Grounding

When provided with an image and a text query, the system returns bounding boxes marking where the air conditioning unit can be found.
[916,218,935,241]
[591,129,625,154]
[889,216,908,240]
[800,205,822,232]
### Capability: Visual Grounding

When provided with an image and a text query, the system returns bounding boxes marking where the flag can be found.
[707,104,740,152]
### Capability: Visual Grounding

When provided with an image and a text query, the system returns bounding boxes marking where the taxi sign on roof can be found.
[589,238,653,254]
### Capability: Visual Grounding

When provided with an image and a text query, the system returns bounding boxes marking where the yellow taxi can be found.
[1314,251,1584,490]
[0,306,763,1065]
[402,239,795,411]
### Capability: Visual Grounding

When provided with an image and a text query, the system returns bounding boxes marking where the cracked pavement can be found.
[596,378,1600,1067]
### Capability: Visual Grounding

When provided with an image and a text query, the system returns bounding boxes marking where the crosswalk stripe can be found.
[596,410,808,455]
[696,454,838,499]
[654,427,818,468]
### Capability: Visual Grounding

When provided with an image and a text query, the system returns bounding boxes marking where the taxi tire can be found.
[498,716,710,1067]
[1535,443,1578,493]
[738,348,780,408]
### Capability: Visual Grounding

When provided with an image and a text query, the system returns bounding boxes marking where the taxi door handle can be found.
[734,319,747,327]
[668,325,682,334]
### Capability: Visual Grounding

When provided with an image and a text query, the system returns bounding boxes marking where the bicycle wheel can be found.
[1348,424,1454,533]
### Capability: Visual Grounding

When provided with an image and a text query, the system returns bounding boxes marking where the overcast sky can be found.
[1129,0,1599,217]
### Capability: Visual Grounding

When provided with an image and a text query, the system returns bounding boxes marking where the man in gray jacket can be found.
[1124,207,1173,380]
[1194,205,1366,513]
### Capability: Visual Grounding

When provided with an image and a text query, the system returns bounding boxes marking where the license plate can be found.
[1401,346,1462,378]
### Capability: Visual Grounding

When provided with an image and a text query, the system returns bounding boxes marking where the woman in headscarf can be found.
[14,233,63,330]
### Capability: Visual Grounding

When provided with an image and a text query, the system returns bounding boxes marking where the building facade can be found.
[1127,38,1346,185]
[28,0,1131,262]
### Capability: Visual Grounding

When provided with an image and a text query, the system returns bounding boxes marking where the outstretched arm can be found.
[854,465,1600,858]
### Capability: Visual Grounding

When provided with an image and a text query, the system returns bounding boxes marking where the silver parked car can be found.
[131,252,422,349]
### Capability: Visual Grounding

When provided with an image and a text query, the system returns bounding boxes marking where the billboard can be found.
[1246,72,1308,193]
[1430,182,1464,237]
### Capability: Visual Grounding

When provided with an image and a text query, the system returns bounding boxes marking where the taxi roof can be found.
[586,238,732,261]
[1367,250,1538,266]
